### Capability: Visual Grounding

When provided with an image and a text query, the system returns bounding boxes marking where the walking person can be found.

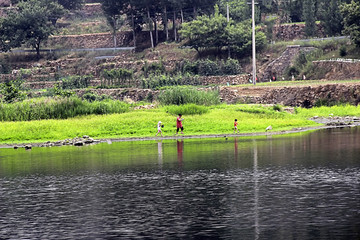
[176,114,184,135]
[233,119,240,134]
[155,121,163,137]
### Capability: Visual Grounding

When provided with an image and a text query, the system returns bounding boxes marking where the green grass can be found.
[1,103,360,144]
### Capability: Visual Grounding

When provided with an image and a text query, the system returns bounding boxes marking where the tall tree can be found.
[101,0,128,48]
[303,0,316,36]
[323,0,343,36]
[340,0,360,47]
[0,0,65,58]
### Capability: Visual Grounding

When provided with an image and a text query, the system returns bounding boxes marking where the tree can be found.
[323,0,343,36]
[303,0,316,37]
[218,0,251,23]
[11,0,84,10]
[179,6,267,56]
[0,0,65,58]
[179,6,229,53]
[227,20,267,56]
[101,0,128,48]
[340,0,360,47]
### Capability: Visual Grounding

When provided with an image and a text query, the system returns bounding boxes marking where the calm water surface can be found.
[0,128,360,239]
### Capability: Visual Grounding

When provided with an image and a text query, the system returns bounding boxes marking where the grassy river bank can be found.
[1,103,360,145]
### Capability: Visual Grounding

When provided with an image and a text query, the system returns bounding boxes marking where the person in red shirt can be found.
[234,119,239,133]
[176,114,184,134]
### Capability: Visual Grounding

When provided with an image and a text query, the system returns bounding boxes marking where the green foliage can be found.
[0,56,11,74]
[323,0,344,36]
[179,5,228,53]
[0,0,66,57]
[61,75,92,89]
[339,45,347,57]
[285,66,300,78]
[142,60,166,77]
[82,90,112,102]
[303,0,316,37]
[102,68,133,87]
[0,79,27,103]
[0,97,130,121]
[141,73,200,90]
[226,20,267,56]
[164,104,209,115]
[180,58,241,76]
[218,0,251,23]
[48,83,75,98]
[157,86,220,106]
[340,0,360,47]
[180,5,267,56]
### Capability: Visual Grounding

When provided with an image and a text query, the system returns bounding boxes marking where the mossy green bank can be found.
[1,104,360,144]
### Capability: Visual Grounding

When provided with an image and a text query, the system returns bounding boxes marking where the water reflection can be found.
[177,139,184,168]
[157,141,163,168]
[253,140,259,240]
[0,128,360,239]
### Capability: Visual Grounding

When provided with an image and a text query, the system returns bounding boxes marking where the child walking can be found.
[155,121,163,137]
[176,114,184,134]
[233,119,240,133]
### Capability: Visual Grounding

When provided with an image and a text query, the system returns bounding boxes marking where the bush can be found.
[180,58,241,76]
[0,56,11,74]
[102,68,133,87]
[0,97,131,121]
[339,46,347,57]
[164,104,209,115]
[82,90,112,102]
[141,73,200,89]
[61,75,92,89]
[142,60,166,77]
[157,86,220,106]
[0,79,27,103]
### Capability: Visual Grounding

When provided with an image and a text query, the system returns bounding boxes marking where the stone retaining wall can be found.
[273,23,324,41]
[220,84,360,107]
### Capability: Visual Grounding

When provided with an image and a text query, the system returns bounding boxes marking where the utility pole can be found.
[252,0,256,85]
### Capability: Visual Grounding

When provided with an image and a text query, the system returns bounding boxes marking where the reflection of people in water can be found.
[157,141,163,166]
[234,138,238,162]
[177,140,184,166]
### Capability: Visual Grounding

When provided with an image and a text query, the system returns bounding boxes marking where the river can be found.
[0,128,359,239]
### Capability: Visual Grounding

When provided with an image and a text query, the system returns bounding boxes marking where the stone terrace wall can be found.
[273,23,325,41]
[260,45,316,81]
[48,32,134,49]
[220,84,360,107]
[312,60,360,80]
[199,75,249,85]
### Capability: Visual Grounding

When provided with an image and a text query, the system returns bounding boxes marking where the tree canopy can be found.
[0,0,66,57]
[340,0,360,47]
[179,6,266,56]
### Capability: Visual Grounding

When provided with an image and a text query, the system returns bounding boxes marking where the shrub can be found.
[164,104,209,115]
[0,56,11,74]
[141,73,200,89]
[339,46,347,57]
[180,58,241,76]
[157,86,220,106]
[0,97,131,121]
[0,79,27,103]
[102,68,133,87]
[61,75,92,89]
[142,60,166,77]
[82,90,112,102]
